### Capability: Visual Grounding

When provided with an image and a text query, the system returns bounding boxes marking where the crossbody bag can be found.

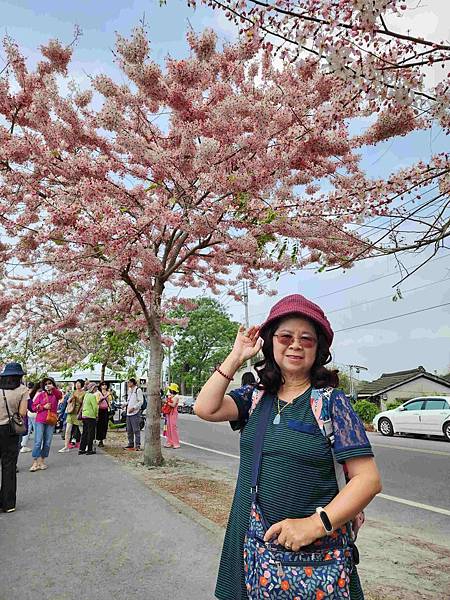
[243,394,356,599]
[2,389,27,436]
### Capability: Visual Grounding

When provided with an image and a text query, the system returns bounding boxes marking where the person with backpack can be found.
[59,379,84,453]
[0,363,28,512]
[195,294,382,600]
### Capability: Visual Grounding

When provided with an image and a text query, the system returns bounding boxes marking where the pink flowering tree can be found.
[187,0,450,268]
[0,293,144,381]
[0,25,437,463]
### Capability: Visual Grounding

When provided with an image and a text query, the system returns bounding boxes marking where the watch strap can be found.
[316,506,334,533]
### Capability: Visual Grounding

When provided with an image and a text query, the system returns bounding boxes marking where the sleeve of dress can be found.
[228,385,255,431]
[331,389,374,464]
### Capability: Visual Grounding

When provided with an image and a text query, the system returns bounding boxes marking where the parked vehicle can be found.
[373,396,450,440]
[177,395,195,414]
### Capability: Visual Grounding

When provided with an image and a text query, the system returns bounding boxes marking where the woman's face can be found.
[101,384,107,393]
[272,317,318,379]
[75,381,82,390]
[44,381,54,392]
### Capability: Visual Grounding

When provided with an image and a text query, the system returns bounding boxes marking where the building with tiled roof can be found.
[358,366,450,410]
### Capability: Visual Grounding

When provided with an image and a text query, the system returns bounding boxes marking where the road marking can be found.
[372,443,450,457]
[377,494,450,516]
[177,440,450,516]
[163,437,240,460]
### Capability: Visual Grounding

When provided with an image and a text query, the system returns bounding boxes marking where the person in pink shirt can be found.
[30,378,62,472]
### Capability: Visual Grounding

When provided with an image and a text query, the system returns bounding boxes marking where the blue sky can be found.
[2,0,449,381]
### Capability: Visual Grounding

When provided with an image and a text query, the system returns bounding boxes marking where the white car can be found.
[373,396,450,440]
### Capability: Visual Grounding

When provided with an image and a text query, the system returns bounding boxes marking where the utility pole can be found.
[345,364,368,402]
[242,281,251,369]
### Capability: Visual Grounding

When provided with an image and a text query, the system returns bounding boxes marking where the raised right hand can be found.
[230,325,263,365]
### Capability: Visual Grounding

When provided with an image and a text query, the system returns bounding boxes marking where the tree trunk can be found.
[101,361,107,382]
[143,329,164,467]
[181,379,186,395]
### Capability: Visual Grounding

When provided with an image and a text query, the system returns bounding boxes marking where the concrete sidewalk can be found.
[0,435,221,600]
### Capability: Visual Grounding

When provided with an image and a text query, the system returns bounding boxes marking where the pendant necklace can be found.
[273,396,292,425]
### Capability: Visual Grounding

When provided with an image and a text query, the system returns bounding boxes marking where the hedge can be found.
[353,400,379,424]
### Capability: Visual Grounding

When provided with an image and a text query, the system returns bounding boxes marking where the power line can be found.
[248,253,450,319]
[327,277,449,315]
[334,302,450,333]
[311,253,450,301]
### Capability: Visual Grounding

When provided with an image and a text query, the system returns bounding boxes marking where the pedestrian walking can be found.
[0,362,28,513]
[30,377,62,472]
[20,381,38,453]
[162,383,180,449]
[195,294,382,600]
[124,378,143,451]
[59,379,84,453]
[78,382,98,455]
[96,381,112,447]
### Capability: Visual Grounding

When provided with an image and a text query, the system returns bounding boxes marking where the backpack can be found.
[249,386,365,540]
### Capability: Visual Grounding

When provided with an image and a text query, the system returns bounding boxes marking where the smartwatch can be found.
[315,507,334,534]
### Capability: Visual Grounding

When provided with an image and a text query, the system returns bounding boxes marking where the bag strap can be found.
[311,387,357,541]
[310,387,347,490]
[2,389,12,419]
[250,394,273,501]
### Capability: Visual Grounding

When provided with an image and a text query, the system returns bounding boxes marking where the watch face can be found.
[320,510,333,532]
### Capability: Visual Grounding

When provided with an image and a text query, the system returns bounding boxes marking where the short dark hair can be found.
[254,316,338,395]
[241,372,256,386]
[128,378,137,386]
[74,379,84,389]
[0,375,22,390]
[99,381,110,390]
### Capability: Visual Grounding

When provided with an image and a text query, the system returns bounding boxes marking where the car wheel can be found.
[379,417,394,436]
[443,422,450,441]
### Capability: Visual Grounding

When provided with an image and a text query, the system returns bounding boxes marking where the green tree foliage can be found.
[386,399,404,410]
[335,369,350,395]
[62,330,145,381]
[353,400,379,424]
[168,298,239,395]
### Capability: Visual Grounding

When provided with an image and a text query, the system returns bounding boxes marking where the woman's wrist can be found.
[222,352,244,373]
[309,513,327,539]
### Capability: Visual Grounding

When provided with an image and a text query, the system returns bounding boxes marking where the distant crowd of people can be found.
[0,363,148,513]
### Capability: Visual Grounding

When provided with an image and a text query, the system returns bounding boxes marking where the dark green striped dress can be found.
[215,386,374,600]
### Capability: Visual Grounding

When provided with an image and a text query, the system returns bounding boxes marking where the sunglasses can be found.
[273,333,317,348]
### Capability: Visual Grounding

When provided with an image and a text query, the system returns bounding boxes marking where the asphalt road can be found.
[174,414,450,547]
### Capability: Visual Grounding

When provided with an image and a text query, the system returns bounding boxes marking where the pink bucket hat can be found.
[259,294,334,346]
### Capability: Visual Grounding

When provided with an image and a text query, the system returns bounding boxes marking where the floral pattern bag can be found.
[243,395,355,600]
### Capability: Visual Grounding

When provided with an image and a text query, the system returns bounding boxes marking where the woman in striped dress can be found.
[195,294,382,600]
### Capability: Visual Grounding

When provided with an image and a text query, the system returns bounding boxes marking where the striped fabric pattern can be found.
[215,387,373,600]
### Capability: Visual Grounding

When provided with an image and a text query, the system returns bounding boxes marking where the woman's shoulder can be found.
[3,385,28,400]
